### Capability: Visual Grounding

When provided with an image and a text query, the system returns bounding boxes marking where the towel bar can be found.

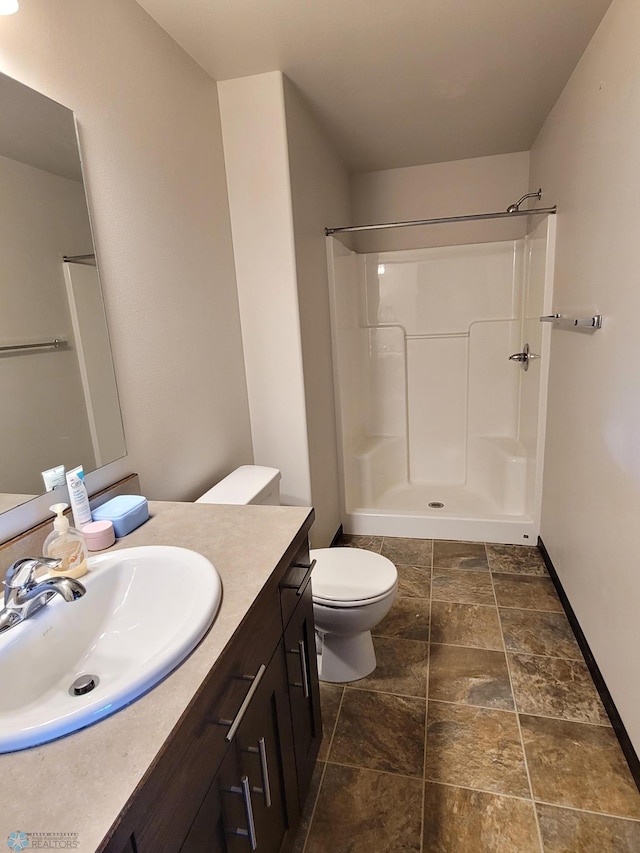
[540,314,602,330]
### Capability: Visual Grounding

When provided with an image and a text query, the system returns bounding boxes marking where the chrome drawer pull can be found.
[289,640,310,699]
[219,664,267,742]
[299,640,310,698]
[281,559,316,595]
[228,775,257,850]
[294,559,316,596]
[248,736,272,807]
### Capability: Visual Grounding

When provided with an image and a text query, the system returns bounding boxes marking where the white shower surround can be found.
[327,217,554,545]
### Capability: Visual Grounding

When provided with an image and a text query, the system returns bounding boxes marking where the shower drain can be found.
[428,501,445,509]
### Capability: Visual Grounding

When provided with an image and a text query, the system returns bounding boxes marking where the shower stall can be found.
[326,212,556,545]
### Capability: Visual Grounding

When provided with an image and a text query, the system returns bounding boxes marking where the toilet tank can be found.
[196,465,282,506]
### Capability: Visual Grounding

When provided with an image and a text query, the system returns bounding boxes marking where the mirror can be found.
[0,72,126,513]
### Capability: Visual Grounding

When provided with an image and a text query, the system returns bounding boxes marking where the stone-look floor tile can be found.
[536,803,640,853]
[430,601,502,650]
[373,596,430,642]
[499,608,582,659]
[433,540,489,571]
[290,760,325,853]
[305,763,422,853]
[509,653,610,725]
[423,782,542,853]
[486,543,548,576]
[520,715,640,818]
[397,564,431,598]
[330,689,425,776]
[381,537,432,567]
[493,573,563,612]
[318,683,344,761]
[429,644,514,710]
[425,701,530,797]
[339,534,383,552]
[432,567,494,605]
[348,636,428,697]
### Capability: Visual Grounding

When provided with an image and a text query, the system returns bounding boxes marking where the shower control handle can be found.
[508,343,539,372]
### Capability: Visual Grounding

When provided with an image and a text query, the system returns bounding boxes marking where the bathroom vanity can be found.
[0,500,319,853]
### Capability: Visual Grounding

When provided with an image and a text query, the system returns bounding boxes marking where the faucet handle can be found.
[5,557,62,590]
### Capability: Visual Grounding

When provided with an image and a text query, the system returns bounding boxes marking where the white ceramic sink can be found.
[0,545,222,752]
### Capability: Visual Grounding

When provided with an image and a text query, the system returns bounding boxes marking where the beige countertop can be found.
[0,500,313,853]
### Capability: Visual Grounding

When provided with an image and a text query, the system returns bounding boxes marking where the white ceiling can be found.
[136,0,613,173]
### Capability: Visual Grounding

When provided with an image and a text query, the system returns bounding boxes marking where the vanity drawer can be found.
[103,584,283,853]
[279,539,314,629]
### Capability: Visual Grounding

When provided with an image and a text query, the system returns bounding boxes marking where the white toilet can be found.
[196,465,398,684]
[310,547,397,683]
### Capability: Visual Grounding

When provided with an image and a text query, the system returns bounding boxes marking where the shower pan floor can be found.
[374,481,502,516]
[344,482,536,546]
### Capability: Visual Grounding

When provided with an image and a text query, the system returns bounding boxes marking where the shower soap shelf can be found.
[540,313,602,330]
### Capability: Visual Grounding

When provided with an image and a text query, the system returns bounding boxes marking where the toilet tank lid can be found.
[196,465,281,505]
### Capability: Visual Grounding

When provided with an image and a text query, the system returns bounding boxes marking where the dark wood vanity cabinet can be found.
[180,639,299,853]
[101,527,320,853]
[283,577,322,806]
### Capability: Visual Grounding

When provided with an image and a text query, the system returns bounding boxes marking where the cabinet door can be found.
[180,744,243,853]
[237,639,300,852]
[284,579,322,806]
[181,640,300,853]
[110,839,137,853]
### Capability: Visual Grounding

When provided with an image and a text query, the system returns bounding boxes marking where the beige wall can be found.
[219,72,350,545]
[0,0,252,527]
[531,0,640,749]
[350,152,530,253]
[218,72,312,511]
[283,77,351,546]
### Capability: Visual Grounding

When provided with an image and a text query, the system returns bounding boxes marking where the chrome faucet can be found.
[0,556,86,634]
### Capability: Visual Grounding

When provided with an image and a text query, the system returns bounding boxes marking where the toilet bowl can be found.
[310,547,397,683]
[196,465,397,683]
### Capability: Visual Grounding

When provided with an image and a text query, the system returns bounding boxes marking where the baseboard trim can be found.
[329,525,343,548]
[538,536,640,789]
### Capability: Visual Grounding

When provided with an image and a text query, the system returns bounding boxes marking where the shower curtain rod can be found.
[325,205,557,236]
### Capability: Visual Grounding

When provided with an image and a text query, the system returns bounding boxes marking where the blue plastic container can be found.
[92,495,149,538]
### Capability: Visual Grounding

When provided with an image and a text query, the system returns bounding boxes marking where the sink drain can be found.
[428,501,445,509]
[69,674,99,696]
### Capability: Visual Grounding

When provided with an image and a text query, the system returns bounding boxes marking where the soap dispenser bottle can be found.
[43,503,89,579]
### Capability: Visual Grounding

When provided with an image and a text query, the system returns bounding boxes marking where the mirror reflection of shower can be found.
[63,258,126,470]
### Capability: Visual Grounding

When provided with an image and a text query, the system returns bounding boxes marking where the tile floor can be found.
[292,536,640,853]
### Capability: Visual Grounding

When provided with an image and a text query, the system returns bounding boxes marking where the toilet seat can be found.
[310,548,397,609]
